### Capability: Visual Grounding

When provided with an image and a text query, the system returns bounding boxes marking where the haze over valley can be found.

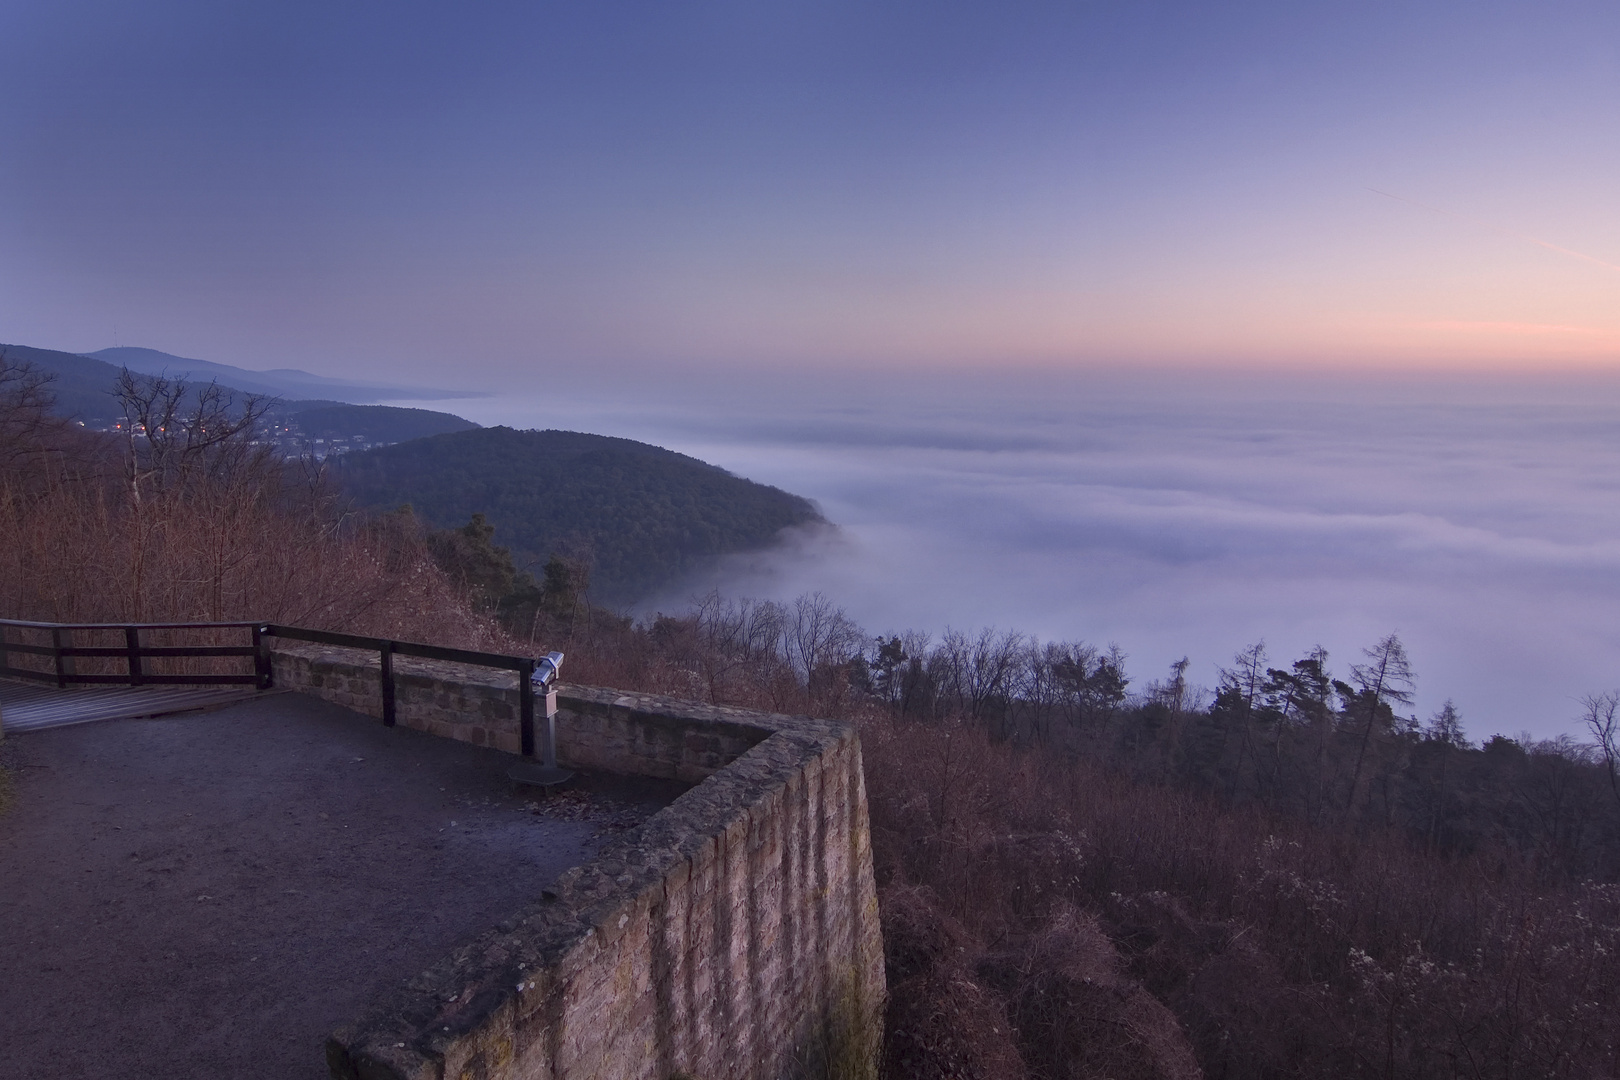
[384,365,1620,742]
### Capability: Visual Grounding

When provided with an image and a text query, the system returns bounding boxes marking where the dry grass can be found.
[0,447,516,658]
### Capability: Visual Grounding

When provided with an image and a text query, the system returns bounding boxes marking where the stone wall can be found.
[271,645,771,782]
[271,645,885,1080]
[270,644,523,754]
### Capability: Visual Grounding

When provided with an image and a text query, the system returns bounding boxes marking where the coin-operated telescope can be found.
[510,651,572,788]
[533,651,564,689]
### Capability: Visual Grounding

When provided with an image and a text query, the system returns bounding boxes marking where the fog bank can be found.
[420,368,1620,740]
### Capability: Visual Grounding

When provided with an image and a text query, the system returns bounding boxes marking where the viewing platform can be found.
[0,679,258,732]
[0,620,884,1080]
[0,690,681,1079]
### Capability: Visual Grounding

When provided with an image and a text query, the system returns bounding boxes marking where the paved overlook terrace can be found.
[0,692,682,1079]
[0,635,885,1080]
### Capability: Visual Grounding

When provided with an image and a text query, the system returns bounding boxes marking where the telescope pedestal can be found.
[509,682,573,788]
[508,761,574,787]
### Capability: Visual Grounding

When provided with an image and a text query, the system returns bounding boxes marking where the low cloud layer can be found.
[447,370,1620,741]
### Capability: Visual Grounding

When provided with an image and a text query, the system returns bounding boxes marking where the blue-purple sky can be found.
[4,0,1618,380]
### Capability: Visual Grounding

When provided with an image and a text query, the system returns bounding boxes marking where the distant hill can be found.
[291,405,478,443]
[87,346,479,404]
[335,427,825,605]
[0,343,140,425]
[2,341,477,446]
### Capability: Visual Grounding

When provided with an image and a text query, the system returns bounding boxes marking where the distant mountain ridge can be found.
[293,405,478,443]
[87,346,479,404]
[2,341,478,446]
[336,426,826,605]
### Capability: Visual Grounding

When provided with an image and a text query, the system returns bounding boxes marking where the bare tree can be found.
[1518,734,1601,873]
[114,368,274,503]
[690,591,787,704]
[0,351,82,486]
[962,627,1025,735]
[1214,642,1269,797]
[1150,656,1192,714]
[1582,691,1620,808]
[1343,633,1416,812]
[112,369,278,615]
[892,629,937,718]
[783,591,862,709]
[1021,639,1077,744]
[0,353,56,456]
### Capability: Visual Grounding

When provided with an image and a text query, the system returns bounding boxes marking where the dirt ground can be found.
[0,691,683,1080]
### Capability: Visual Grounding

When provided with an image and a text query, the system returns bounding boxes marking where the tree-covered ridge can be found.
[333,426,824,605]
[291,404,477,443]
[3,341,478,444]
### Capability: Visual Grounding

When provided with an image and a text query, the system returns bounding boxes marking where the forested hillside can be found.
[334,426,824,605]
[292,404,477,443]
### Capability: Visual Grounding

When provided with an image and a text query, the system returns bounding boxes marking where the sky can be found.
[3,0,1618,379]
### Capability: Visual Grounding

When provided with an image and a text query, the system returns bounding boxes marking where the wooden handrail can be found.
[0,618,544,757]
[259,624,537,749]
[0,618,262,631]
[0,619,267,689]
[0,621,547,764]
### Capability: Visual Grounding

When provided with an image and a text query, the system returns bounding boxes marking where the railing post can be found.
[0,624,8,676]
[520,658,535,758]
[51,627,75,688]
[253,625,272,690]
[125,626,144,686]
[380,641,396,727]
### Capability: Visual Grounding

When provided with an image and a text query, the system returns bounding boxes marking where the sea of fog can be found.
[391,368,1620,741]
